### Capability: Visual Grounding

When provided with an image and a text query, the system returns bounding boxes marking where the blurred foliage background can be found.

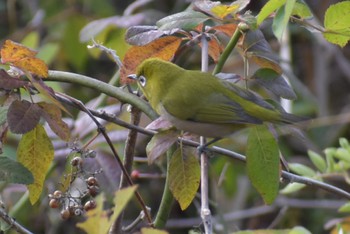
[1,0,350,233]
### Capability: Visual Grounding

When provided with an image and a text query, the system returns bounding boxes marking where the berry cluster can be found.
[49,147,101,220]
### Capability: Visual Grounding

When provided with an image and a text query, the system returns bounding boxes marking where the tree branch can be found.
[54,95,350,200]
[47,70,158,120]
[0,207,33,234]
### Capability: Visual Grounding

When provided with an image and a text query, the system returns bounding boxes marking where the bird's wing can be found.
[162,92,264,125]
[190,93,264,124]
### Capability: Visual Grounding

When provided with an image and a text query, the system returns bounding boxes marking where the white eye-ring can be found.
[139,75,147,87]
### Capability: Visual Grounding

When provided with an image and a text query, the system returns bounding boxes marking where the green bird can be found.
[128,58,303,138]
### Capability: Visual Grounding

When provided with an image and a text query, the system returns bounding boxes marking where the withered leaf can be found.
[0,69,28,90]
[7,100,42,134]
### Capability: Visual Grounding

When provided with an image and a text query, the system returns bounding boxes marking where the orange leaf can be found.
[199,38,223,63]
[120,36,182,84]
[1,40,37,63]
[0,40,48,77]
[211,24,238,37]
[14,57,48,78]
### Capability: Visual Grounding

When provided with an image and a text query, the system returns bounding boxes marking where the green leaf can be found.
[335,148,350,163]
[289,226,312,234]
[280,182,305,194]
[272,0,296,40]
[339,138,350,151]
[247,125,280,204]
[339,202,350,213]
[292,0,313,19]
[146,129,178,164]
[168,147,200,210]
[323,1,350,47]
[289,163,316,177]
[0,106,8,126]
[324,147,336,172]
[157,11,209,31]
[256,0,286,25]
[307,150,327,172]
[0,156,34,184]
[17,124,54,204]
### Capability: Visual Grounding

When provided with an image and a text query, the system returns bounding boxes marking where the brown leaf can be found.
[7,100,42,134]
[120,36,182,84]
[39,102,71,141]
[200,37,224,63]
[0,69,28,90]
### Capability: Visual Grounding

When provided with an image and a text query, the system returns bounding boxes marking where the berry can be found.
[84,200,97,211]
[88,185,99,197]
[71,157,83,167]
[60,209,70,220]
[49,199,59,209]
[131,170,140,179]
[53,190,63,199]
[86,177,98,186]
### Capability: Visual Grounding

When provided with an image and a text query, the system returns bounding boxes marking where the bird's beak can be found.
[127,74,138,80]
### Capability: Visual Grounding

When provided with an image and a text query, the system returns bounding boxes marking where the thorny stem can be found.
[55,93,153,226]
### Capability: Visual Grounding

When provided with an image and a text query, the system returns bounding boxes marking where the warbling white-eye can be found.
[128,58,303,138]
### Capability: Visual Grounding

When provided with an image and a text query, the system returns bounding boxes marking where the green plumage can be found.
[132,58,303,138]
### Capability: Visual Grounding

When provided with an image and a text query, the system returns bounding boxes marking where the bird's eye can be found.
[139,76,147,87]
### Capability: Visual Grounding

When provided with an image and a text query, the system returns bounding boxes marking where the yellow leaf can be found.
[141,227,169,234]
[0,40,48,77]
[211,4,239,19]
[76,194,111,234]
[76,186,137,234]
[1,40,37,63]
[168,147,200,210]
[110,185,138,221]
[17,124,54,204]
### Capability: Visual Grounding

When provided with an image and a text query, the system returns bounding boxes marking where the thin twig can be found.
[0,207,33,234]
[200,33,212,234]
[55,93,153,226]
[109,105,142,233]
[165,197,346,229]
